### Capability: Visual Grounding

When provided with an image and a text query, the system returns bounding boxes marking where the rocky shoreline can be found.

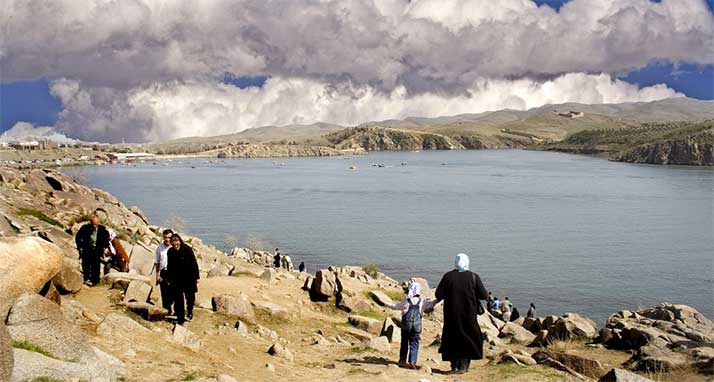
[0,167,712,382]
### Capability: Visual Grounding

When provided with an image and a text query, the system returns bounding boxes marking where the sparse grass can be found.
[31,378,64,382]
[354,309,389,321]
[16,208,62,227]
[362,263,381,279]
[13,340,57,359]
[231,271,258,278]
[346,366,379,375]
[489,363,564,382]
[182,371,201,381]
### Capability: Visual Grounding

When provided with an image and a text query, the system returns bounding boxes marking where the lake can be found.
[63,150,714,323]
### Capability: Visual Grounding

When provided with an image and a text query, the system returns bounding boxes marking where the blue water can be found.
[63,150,714,323]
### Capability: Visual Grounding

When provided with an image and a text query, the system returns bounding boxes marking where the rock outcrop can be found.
[598,304,714,373]
[0,237,64,315]
[326,127,464,151]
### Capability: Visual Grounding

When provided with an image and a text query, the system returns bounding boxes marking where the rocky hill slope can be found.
[538,120,714,166]
[0,167,712,382]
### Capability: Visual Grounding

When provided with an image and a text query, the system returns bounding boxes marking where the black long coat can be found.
[435,270,488,361]
[75,223,110,259]
[167,244,200,292]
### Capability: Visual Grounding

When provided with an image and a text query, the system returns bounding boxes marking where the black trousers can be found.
[173,284,195,324]
[450,359,471,371]
[81,253,101,284]
[159,270,173,313]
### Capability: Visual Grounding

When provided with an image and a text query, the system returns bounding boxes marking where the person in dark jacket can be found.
[75,214,111,286]
[167,234,200,325]
[511,306,521,322]
[435,253,488,374]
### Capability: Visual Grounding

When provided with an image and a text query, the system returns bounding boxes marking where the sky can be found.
[0,0,712,143]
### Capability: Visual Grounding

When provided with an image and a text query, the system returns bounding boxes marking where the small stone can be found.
[265,363,275,372]
[216,374,238,382]
[267,343,294,362]
[234,320,248,336]
[366,336,391,352]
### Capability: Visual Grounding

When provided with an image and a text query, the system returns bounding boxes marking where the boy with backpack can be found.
[387,280,439,368]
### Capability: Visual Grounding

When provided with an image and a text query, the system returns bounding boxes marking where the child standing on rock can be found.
[387,280,439,368]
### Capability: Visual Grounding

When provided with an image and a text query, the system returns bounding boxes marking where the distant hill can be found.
[538,120,714,165]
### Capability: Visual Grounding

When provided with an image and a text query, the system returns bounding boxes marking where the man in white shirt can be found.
[155,229,174,314]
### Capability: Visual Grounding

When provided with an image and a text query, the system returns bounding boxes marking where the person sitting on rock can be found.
[501,296,513,322]
[75,214,111,286]
[527,303,536,319]
[167,234,200,325]
[510,306,520,322]
[386,280,438,369]
[491,296,501,312]
[298,261,305,273]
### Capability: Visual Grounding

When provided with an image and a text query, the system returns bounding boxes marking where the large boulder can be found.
[369,290,396,307]
[532,349,606,379]
[6,293,94,363]
[348,315,382,335]
[547,313,598,342]
[96,313,150,341]
[310,269,337,300]
[212,293,256,323]
[380,317,401,344]
[128,243,155,276]
[499,321,537,345]
[0,321,13,382]
[12,347,123,382]
[252,300,288,319]
[336,294,372,313]
[123,280,152,303]
[0,236,64,315]
[51,257,83,294]
[599,368,655,382]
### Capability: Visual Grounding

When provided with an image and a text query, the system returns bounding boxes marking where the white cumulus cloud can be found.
[49,73,679,143]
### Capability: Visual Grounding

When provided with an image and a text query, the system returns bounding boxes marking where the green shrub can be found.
[362,263,381,279]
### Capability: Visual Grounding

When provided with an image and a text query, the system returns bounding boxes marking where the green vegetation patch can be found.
[354,309,389,321]
[13,340,58,359]
[31,378,65,382]
[16,208,62,227]
[362,263,381,279]
[490,363,564,382]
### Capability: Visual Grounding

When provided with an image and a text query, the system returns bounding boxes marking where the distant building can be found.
[555,110,585,118]
[9,140,40,150]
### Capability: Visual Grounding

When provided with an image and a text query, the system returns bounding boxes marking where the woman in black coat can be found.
[435,253,488,374]
[167,234,200,325]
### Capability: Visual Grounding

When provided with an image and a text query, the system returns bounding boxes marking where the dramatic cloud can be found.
[0,122,79,144]
[2,0,712,89]
[50,73,679,143]
[1,0,709,141]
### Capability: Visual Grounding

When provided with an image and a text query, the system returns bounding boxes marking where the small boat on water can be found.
[349,165,357,170]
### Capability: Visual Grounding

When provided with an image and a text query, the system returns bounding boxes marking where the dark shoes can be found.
[186,314,193,322]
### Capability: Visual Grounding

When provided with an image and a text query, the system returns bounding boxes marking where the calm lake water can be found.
[64,150,714,323]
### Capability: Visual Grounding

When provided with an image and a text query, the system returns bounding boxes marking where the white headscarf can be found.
[407,280,422,305]
[455,253,469,272]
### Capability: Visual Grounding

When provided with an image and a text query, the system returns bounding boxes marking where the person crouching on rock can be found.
[435,253,489,374]
[75,214,111,286]
[167,234,200,325]
[386,280,438,369]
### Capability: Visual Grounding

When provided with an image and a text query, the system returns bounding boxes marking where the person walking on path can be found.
[155,229,174,314]
[75,214,111,286]
[435,253,489,374]
[527,303,537,319]
[167,234,200,325]
[386,280,438,368]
